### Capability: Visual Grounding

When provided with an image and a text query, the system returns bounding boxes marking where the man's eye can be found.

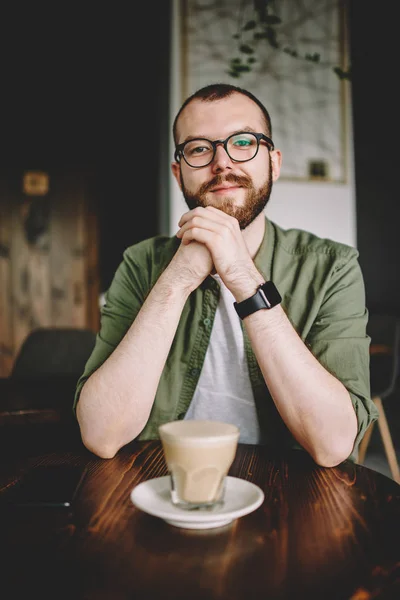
[193,146,208,154]
[233,138,252,147]
[188,145,210,156]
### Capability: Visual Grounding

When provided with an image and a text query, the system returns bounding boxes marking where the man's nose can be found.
[211,143,232,172]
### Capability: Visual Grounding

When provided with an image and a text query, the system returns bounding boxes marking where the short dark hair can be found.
[173,83,273,145]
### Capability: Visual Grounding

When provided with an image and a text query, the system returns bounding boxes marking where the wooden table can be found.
[0,431,399,600]
[0,376,78,426]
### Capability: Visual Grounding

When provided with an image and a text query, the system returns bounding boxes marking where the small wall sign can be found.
[22,171,50,196]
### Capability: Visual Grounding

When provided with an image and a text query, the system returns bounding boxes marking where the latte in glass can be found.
[159,420,239,510]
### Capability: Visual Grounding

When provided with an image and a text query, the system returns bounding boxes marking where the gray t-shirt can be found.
[185,275,262,444]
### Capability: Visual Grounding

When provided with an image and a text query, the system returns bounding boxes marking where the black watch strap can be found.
[234,281,282,320]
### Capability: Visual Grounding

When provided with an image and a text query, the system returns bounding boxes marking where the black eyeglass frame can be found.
[174,131,275,168]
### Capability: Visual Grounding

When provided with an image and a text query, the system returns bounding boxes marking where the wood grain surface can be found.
[0,431,399,600]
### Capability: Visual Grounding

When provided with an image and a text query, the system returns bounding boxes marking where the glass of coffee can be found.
[158,419,240,510]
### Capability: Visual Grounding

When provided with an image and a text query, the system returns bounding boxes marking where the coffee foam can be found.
[159,420,239,447]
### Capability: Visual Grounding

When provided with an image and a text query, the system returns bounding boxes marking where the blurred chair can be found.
[358,314,400,483]
[11,327,96,380]
[1,327,96,448]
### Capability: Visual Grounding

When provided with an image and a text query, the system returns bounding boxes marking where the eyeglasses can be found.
[174,131,275,168]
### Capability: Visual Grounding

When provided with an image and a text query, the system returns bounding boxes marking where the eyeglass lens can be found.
[183,132,260,167]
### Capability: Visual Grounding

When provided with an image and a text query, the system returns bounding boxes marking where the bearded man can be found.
[74,83,377,465]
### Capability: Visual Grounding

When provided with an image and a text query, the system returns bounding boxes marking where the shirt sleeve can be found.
[72,248,148,415]
[305,249,378,461]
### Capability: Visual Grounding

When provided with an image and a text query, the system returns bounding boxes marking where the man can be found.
[74,83,377,465]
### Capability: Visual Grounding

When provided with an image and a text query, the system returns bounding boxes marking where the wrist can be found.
[157,269,194,300]
[227,271,265,302]
[234,281,282,319]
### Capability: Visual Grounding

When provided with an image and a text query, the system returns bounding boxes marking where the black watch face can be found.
[261,282,282,306]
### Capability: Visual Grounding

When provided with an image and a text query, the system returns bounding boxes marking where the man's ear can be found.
[270,150,282,182]
[171,162,182,190]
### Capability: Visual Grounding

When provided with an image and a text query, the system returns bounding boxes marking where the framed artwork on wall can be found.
[179,0,350,184]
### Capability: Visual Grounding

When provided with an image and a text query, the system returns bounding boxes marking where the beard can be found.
[180,156,273,230]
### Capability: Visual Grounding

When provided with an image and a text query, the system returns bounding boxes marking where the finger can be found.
[178,206,234,228]
[177,214,223,239]
[204,207,241,231]
[204,205,238,223]
[180,206,238,232]
[181,227,215,246]
[178,209,197,227]
[178,209,209,228]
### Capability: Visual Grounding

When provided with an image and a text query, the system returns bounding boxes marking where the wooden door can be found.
[0,169,100,377]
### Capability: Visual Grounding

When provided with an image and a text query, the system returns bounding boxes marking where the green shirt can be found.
[74,217,378,461]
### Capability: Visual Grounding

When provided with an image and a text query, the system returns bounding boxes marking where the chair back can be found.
[367,314,400,399]
[11,327,96,380]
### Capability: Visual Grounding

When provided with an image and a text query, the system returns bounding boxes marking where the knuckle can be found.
[192,216,201,226]
[192,207,203,217]
[229,215,240,229]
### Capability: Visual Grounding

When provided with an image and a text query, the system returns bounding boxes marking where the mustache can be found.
[199,173,252,195]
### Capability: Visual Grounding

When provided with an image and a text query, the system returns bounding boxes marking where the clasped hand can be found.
[174,206,258,296]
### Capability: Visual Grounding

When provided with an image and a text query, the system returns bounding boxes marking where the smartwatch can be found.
[234,281,282,320]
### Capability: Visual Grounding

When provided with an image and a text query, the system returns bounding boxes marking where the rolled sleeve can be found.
[73,248,148,414]
[306,251,378,460]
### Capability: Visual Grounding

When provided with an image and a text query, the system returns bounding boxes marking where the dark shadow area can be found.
[350,1,400,482]
[0,3,172,292]
[349,0,400,315]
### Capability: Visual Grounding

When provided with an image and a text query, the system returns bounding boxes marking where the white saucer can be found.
[130,475,264,529]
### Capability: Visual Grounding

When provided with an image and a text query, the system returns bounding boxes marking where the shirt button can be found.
[203,318,211,326]
[190,368,200,377]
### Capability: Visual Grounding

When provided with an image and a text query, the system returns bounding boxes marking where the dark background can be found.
[0,3,171,292]
[1,1,399,312]
[349,0,400,316]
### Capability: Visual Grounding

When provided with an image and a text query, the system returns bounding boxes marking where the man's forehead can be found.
[177,94,265,141]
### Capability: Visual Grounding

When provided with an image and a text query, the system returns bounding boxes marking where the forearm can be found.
[77,273,190,459]
[243,306,358,467]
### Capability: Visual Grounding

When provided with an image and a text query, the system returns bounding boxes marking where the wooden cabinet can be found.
[0,170,100,377]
